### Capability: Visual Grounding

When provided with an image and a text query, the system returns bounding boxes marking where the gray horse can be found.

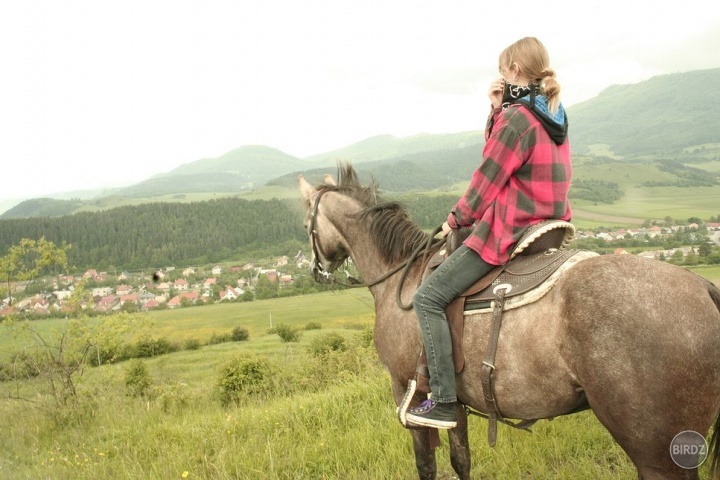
[298,163,720,480]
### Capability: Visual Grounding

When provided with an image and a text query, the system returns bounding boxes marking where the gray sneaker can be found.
[405,399,457,429]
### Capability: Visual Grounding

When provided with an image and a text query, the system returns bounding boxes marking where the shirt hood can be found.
[516,93,568,145]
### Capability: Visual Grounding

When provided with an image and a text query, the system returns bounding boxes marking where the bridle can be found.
[307,188,445,309]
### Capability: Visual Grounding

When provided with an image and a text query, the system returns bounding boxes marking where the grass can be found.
[570,184,720,227]
[1,273,719,479]
[0,341,641,480]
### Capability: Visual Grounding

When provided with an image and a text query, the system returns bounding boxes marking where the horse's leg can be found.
[410,428,438,480]
[448,404,471,480]
[584,384,704,480]
[392,378,437,479]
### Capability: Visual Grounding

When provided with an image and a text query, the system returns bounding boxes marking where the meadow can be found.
[1,274,718,479]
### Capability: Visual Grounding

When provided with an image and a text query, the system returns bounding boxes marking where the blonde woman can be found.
[406,37,572,429]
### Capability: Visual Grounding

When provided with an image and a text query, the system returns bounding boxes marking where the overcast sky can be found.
[1,1,719,203]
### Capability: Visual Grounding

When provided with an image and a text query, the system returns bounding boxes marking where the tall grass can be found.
[0,343,642,479]
[2,282,718,479]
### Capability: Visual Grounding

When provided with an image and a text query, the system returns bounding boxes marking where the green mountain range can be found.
[2,68,719,219]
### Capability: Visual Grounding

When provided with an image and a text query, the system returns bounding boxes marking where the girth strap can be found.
[480,287,507,447]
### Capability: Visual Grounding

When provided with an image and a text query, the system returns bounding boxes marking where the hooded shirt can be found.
[446,88,572,265]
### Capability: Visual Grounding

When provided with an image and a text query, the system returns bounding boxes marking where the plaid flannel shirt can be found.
[447,104,572,265]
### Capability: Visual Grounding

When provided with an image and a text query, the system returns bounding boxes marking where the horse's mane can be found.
[320,162,431,265]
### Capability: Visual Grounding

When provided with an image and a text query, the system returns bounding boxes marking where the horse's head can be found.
[299,162,433,288]
[298,173,351,284]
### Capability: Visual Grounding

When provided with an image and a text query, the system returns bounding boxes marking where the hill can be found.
[569,68,720,155]
[117,145,302,197]
[303,131,484,166]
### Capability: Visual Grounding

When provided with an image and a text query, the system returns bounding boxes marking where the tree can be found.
[699,243,713,257]
[255,275,278,300]
[0,237,70,305]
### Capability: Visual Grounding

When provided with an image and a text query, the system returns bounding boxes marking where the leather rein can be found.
[308,188,445,309]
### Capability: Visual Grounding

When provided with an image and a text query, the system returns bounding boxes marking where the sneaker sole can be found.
[405,413,457,429]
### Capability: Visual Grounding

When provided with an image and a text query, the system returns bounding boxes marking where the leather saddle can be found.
[417,220,578,380]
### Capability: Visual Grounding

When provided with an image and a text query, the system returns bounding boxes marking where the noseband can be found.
[308,188,339,283]
[307,188,445,308]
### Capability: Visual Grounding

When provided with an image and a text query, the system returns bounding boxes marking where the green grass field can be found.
[1,273,718,479]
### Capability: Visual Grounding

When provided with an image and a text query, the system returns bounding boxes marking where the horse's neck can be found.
[344,220,424,308]
[330,197,422,304]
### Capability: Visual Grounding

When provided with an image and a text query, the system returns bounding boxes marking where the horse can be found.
[298,162,720,480]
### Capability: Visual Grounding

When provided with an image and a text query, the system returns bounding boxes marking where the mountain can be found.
[2,68,719,219]
[304,131,484,166]
[568,68,720,155]
[115,145,302,197]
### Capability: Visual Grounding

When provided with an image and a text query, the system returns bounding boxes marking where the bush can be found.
[127,337,178,358]
[124,359,152,397]
[150,383,190,413]
[217,353,275,406]
[231,326,249,342]
[208,332,232,345]
[184,338,202,350]
[304,322,322,330]
[274,323,302,343]
[308,333,347,357]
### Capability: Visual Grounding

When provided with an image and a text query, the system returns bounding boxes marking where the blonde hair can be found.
[500,37,561,113]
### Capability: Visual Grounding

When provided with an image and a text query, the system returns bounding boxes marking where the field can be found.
[2,270,719,479]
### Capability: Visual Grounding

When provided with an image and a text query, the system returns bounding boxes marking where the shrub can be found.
[124,359,152,397]
[128,337,177,358]
[150,383,190,413]
[217,353,275,406]
[184,338,202,350]
[208,332,232,345]
[275,323,301,343]
[304,321,322,330]
[231,326,249,342]
[308,333,347,357]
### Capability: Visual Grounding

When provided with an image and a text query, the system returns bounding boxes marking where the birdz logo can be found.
[670,431,708,469]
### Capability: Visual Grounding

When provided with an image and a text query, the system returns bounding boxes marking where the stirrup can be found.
[396,379,417,427]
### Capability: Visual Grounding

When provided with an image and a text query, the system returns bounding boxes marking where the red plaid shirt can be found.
[447,105,572,265]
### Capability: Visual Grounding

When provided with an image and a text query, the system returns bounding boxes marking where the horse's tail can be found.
[709,281,720,479]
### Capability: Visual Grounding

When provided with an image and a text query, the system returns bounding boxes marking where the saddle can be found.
[403,220,591,445]
[419,220,577,372]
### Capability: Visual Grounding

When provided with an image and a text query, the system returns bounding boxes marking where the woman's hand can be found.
[441,221,452,237]
[488,77,505,110]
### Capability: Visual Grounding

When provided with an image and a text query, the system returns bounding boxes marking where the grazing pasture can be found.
[0,278,717,479]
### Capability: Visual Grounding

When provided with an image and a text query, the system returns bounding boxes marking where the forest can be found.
[0,198,309,271]
[0,195,468,272]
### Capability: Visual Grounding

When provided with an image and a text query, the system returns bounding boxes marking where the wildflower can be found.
[182,471,189,478]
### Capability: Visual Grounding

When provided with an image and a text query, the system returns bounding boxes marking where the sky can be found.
[1,0,720,204]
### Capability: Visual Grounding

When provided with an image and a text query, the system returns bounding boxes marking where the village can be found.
[2,221,719,319]
[0,251,312,318]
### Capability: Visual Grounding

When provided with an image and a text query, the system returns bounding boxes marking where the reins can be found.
[308,188,445,309]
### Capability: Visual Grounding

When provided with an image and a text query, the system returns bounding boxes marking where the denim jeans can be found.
[412,245,496,403]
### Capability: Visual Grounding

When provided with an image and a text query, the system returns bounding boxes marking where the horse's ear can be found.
[298,174,315,201]
[323,174,336,186]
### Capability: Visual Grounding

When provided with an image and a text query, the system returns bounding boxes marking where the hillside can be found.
[569,68,720,155]
[303,131,484,166]
[117,145,302,197]
[2,68,720,219]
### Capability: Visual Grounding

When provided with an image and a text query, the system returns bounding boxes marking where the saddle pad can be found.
[464,250,598,314]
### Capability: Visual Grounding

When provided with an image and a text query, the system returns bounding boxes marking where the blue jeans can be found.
[412,245,496,403]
